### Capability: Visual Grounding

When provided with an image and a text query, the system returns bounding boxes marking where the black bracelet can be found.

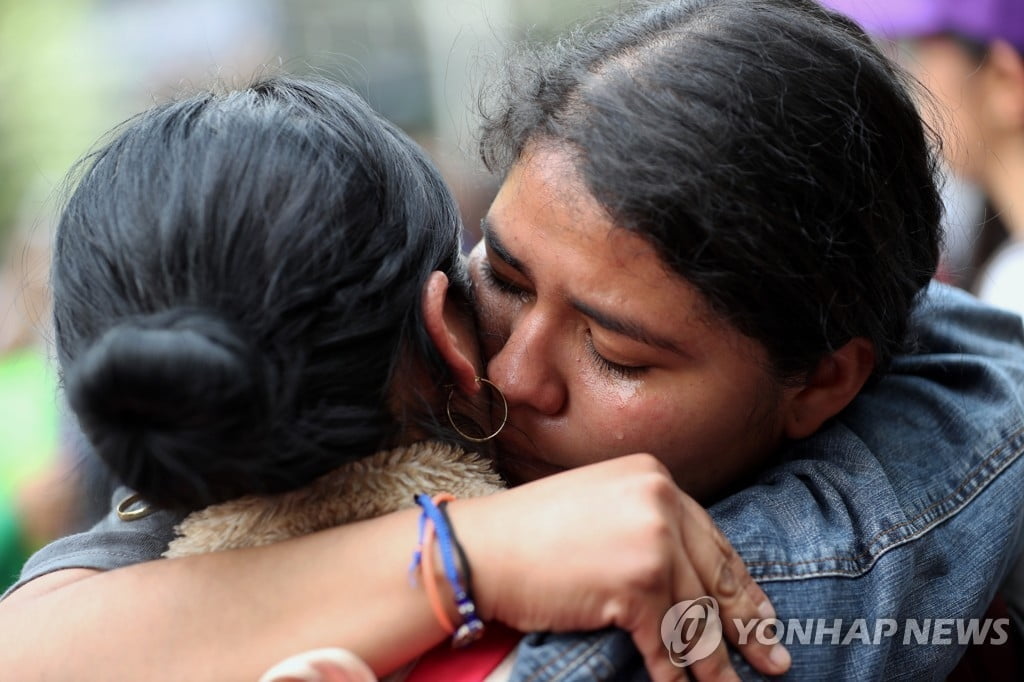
[438,500,474,596]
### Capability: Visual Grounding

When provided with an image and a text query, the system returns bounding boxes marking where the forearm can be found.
[1,457,793,682]
[0,507,448,681]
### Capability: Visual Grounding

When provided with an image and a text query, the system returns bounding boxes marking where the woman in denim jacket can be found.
[470,0,1024,678]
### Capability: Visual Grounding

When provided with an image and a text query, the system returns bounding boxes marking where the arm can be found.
[0,507,450,680]
[0,457,784,682]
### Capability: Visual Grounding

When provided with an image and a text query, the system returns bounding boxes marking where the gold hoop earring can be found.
[446,377,508,443]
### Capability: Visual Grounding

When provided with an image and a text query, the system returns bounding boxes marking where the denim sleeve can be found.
[509,283,1024,681]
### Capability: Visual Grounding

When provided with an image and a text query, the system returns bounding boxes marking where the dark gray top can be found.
[1,487,182,600]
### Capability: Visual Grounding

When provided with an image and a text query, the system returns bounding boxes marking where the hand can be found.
[451,454,791,682]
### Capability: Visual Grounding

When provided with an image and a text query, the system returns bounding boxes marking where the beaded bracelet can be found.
[411,493,485,648]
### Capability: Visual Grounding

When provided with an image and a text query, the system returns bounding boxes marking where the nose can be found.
[486,307,567,417]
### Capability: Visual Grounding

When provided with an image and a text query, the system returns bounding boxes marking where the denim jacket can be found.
[510,283,1024,681]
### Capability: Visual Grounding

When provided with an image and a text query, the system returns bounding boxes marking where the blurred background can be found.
[0,0,619,591]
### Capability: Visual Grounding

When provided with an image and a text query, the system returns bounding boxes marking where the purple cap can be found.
[819,0,1024,50]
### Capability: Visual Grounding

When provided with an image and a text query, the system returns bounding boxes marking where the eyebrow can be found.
[571,299,687,356]
[481,217,685,357]
[480,216,531,279]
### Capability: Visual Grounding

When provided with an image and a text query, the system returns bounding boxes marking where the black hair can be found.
[480,0,942,381]
[56,77,468,511]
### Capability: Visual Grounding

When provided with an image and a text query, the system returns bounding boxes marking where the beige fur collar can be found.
[164,440,505,558]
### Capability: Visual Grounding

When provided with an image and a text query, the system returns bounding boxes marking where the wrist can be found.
[441,496,503,623]
[422,524,463,627]
[412,494,488,646]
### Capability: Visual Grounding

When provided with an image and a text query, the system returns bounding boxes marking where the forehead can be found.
[493,146,647,260]
[486,144,717,327]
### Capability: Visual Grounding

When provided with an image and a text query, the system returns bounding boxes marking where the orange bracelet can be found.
[420,517,455,633]
[419,493,459,634]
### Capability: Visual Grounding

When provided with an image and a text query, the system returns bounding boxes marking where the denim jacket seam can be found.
[522,632,620,682]
[567,651,616,681]
[747,424,1024,582]
[548,634,617,682]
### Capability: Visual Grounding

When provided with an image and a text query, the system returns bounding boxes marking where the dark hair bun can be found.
[66,309,271,511]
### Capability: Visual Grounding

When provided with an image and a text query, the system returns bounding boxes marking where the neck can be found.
[982,135,1024,241]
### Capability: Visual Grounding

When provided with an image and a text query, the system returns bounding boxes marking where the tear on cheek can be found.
[605,380,646,411]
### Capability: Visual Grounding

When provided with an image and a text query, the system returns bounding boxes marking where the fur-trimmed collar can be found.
[165,440,505,558]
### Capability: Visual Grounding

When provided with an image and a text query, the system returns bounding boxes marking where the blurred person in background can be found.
[823,0,1024,315]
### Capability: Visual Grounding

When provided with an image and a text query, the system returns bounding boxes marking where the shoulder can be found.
[1,487,182,601]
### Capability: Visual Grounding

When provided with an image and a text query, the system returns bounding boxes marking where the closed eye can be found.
[480,261,533,302]
[585,333,649,379]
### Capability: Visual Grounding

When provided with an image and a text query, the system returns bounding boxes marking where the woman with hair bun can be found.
[56,77,500,515]
[50,76,522,680]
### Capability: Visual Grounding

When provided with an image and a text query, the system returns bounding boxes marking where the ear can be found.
[983,40,1024,129]
[782,337,875,440]
[422,271,479,396]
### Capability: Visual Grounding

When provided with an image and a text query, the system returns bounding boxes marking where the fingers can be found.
[642,570,736,682]
[611,461,743,680]
[659,577,740,682]
[637,510,740,680]
[631,616,689,682]
[676,494,791,678]
[582,458,790,680]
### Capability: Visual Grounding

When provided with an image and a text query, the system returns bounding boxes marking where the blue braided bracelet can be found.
[412,493,485,647]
